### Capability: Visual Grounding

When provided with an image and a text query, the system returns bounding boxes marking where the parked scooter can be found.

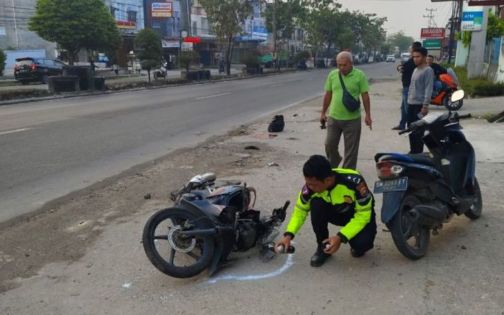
[373,90,482,260]
[431,72,463,111]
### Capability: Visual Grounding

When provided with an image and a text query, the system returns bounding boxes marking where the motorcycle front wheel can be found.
[388,194,430,260]
[465,178,483,220]
[443,92,464,111]
[142,208,215,278]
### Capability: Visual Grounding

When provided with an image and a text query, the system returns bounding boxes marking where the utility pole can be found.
[11,0,19,48]
[423,8,438,28]
[180,0,192,36]
[273,0,278,71]
[447,0,462,64]
[468,7,490,79]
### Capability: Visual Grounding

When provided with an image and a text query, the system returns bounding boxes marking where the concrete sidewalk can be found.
[0,79,503,315]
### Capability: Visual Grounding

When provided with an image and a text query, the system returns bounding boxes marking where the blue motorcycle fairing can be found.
[381,190,407,224]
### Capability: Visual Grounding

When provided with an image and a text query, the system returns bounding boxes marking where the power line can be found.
[423,8,437,28]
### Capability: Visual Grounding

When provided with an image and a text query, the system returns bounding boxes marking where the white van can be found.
[400,52,411,63]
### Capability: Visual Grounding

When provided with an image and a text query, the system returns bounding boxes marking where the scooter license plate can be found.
[373,177,408,194]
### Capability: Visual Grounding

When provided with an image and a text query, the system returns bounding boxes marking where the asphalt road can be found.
[0,63,399,222]
[1,77,503,315]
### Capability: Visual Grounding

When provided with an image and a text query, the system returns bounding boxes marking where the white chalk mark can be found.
[196,93,231,100]
[122,282,132,289]
[0,128,31,136]
[207,254,295,284]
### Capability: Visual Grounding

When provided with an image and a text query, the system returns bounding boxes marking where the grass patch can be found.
[452,67,504,97]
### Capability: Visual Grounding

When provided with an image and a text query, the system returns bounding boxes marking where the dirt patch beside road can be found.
[0,133,285,292]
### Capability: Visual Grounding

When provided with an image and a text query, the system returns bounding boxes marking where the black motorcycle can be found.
[373,91,482,259]
[142,173,290,278]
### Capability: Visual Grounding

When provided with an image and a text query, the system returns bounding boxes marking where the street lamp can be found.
[179,30,188,69]
[128,50,135,75]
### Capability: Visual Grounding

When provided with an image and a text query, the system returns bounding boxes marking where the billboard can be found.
[468,0,504,5]
[421,28,445,39]
[423,39,442,49]
[116,20,136,29]
[152,2,172,18]
[462,9,484,31]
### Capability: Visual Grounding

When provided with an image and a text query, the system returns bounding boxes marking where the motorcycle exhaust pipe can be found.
[180,226,234,237]
[410,204,448,227]
[180,228,218,237]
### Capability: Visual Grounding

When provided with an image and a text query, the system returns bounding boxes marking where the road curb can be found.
[0,69,305,107]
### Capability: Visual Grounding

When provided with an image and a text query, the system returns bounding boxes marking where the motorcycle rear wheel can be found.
[464,178,483,220]
[142,208,215,278]
[388,194,430,260]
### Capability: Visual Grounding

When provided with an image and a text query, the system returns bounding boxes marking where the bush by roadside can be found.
[1,68,299,104]
[0,89,51,101]
[452,66,504,97]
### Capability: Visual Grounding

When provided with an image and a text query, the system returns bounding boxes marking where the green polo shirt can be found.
[324,68,369,120]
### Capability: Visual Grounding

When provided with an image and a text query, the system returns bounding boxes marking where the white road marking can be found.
[195,92,231,100]
[0,128,31,136]
[207,254,295,284]
[122,282,132,289]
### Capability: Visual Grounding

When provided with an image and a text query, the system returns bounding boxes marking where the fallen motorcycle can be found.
[142,173,290,278]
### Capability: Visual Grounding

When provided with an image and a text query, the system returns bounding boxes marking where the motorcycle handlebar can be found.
[457,113,472,120]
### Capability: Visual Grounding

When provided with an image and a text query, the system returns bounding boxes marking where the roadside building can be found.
[104,0,145,67]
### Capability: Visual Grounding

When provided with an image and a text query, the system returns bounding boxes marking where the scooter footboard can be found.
[381,191,407,224]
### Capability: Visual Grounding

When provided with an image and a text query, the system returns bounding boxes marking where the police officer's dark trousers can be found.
[310,198,377,253]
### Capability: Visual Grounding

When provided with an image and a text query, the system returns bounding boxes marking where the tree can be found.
[387,31,415,53]
[134,29,163,83]
[263,0,306,58]
[487,12,504,42]
[300,1,338,60]
[0,49,6,76]
[29,0,121,65]
[199,0,253,75]
[179,50,200,73]
[353,12,387,53]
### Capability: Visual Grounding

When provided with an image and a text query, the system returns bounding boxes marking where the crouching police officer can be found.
[276,155,377,267]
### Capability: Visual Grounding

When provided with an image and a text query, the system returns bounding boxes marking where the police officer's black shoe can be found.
[310,248,330,267]
[350,248,365,258]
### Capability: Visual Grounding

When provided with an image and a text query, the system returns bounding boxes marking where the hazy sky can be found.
[337,0,455,39]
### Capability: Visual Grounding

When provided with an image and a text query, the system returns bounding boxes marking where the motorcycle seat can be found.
[406,153,435,166]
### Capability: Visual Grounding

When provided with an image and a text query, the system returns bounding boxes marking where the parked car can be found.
[386,55,396,62]
[400,52,411,63]
[14,57,66,84]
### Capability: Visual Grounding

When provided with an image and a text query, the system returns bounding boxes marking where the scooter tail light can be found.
[31,63,37,71]
[377,161,404,179]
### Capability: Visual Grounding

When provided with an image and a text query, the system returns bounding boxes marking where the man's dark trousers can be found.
[310,198,377,253]
[407,104,425,154]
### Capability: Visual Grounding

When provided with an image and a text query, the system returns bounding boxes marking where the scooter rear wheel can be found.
[142,208,215,278]
[389,194,430,260]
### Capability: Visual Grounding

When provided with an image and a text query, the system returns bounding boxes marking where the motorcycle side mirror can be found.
[451,90,465,103]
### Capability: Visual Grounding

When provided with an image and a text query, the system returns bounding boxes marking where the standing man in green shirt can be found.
[321,51,372,169]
